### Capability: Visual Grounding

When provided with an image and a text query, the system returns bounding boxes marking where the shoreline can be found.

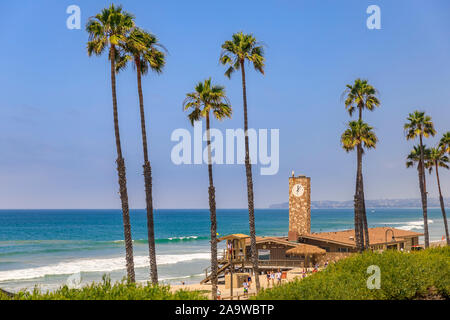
[1,240,447,296]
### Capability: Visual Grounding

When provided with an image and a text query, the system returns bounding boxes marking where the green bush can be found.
[0,275,207,300]
[254,246,450,300]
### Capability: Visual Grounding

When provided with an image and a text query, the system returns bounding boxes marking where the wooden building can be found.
[201,175,425,284]
[298,227,423,253]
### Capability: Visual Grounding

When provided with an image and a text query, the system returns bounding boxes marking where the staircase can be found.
[200,262,230,284]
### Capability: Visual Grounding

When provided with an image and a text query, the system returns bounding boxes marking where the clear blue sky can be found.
[0,0,449,209]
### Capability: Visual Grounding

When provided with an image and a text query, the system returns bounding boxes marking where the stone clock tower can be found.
[288,174,311,241]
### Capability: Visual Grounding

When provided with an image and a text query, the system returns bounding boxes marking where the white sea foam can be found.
[158,273,204,282]
[384,219,434,231]
[0,252,210,282]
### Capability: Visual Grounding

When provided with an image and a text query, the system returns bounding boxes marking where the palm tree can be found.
[219,32,264,292]
[183,78,232,300]
[404,111,436,248]
[116,28,166,284]
[86,4,136,282]
[439,132,450,155]
[426,147,450,245]
[341,120,378,252]
[343,79,380,120]
[342,79,380,249]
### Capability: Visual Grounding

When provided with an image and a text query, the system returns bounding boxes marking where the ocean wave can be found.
[382,220,433,231]
[0,253,210,282]
[113,236,209,244]
[0,236,208,250]
[158,273,204,282]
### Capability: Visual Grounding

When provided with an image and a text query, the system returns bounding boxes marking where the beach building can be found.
[202,174,423,283]
[287,174,422,254]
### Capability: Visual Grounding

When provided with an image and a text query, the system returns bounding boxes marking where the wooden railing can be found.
[220,292,256,300]
[257,259,303,267]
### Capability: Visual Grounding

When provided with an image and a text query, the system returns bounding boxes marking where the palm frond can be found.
[183,78,232,125]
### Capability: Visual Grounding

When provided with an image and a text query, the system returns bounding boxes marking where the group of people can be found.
[299,260,329,278]
[265,270,283,287]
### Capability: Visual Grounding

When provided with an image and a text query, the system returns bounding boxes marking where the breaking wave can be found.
[0,252,210,282]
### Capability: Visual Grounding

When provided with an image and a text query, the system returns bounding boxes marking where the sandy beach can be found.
[169,267,320,300]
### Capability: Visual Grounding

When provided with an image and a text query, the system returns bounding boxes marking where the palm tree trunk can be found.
[110,45,135,282]
[419,135,430,248]
[354,145,364,252]
[135,59,158,284]
[357,106,369,249]
[240,60,260,292]
[206,113,218,300]
[435,163,450,245]
[360,173,370,249]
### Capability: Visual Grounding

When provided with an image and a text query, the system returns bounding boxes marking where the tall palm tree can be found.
[116,28,166,284]
[404,111,436,248]
[219,32,264,292]
[342,79,380,249]
[86,4,136,282]
[439,132,450,155]
[183,78,232,300]
[341,120,378,252]
[426,147,450,245]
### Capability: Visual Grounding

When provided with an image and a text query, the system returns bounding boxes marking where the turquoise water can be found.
[0,208,447,292]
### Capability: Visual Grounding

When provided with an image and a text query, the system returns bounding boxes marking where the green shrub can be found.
[1,275,207,300]
[254,246,450,300]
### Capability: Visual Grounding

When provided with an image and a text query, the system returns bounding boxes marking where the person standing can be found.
[276,270,282,285]
[270,271,275,286]
[243,281,249,297]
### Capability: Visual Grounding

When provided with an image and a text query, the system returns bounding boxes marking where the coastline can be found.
[0,208,448,293]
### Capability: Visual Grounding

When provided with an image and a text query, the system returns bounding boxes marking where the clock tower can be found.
[288,174,311,241]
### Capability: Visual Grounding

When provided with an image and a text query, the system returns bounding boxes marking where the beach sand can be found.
[170,268,315,300]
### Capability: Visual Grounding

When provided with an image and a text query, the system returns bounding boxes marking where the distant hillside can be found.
[269,198,450,209]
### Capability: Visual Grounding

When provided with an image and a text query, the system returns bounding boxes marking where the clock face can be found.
[292,183,304,197]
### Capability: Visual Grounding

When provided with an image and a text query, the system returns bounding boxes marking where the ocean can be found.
[0,208,447,292]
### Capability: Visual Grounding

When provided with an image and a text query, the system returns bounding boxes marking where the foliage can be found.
[86,4,135,58]
[426,147,449,173]
[342,78,380,118]
[219,32,265,78]
[404,110,436,140]
[438,132,450,155]
[406,145,431,169]
[254,246,450,300]
[341,120,378,152]
[0,276,207,300]
[183,78,232,125]
[115,27,166,74]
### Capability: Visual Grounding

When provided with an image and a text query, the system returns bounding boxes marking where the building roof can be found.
[286,243,326,256]
[255,237,297,247]
[218,233,250,242]
[242,236,297,247]
[301,227,423,247]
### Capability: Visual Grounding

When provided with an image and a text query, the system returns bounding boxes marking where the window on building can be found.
[258,249,270,260]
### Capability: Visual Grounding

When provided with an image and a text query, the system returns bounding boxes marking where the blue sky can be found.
[0,0,449,209]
